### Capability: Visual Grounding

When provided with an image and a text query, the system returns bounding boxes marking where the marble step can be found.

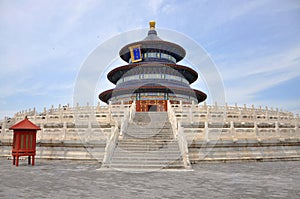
[107,164,185,170]
[116,144,178,149]
[113,151,181,155]
[111,156,183,161]
[109,160,185,167]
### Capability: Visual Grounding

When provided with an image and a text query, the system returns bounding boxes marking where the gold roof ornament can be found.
[149,20,156,30]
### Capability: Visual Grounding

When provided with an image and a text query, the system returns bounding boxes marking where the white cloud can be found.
[242,47,300,78]
[221,46,300,96]
[187,0,267,35]
[147,0,165,15]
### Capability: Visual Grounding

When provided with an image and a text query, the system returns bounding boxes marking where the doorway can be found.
[148,105,158,112]
[136,100,167,112]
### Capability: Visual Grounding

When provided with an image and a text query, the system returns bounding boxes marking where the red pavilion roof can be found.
[9,117,41,130]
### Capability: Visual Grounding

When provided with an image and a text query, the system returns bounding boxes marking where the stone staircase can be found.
[108,112,185,170]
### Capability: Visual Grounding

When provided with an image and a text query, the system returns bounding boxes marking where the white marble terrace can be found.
[1,101,299,144]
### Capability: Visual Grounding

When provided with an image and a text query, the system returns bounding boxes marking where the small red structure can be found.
[9,116,40,166]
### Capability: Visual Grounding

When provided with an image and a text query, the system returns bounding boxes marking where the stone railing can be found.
[167,100,191,168]
[120,101,136,136]
[167,101,178,138]
[129,101,136,122]
[102,121,119,167]
[2,101,299,126]
[120,115,128,137]
[177,123,191,168]
[170,101,299,124]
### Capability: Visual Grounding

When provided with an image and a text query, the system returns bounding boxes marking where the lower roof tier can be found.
[99,85,207,104]
[107,62,198,84]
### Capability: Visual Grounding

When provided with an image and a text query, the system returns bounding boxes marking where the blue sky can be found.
[0,0,300,119]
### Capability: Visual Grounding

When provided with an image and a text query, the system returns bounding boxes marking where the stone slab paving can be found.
[0,157,299,199]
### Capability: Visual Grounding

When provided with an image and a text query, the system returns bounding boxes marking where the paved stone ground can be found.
[0,157,299,199]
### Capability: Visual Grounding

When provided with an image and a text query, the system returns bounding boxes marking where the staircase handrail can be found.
[129,101,136,122]
[177,123,191,168]
[102,121,119,166]
[167,100,191,168]
[120,101,135,136]
[167,100,178,138]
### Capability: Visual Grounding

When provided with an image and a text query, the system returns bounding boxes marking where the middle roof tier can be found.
[107,62,199,85]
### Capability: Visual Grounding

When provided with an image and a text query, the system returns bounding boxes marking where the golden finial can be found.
[149,20,156,30]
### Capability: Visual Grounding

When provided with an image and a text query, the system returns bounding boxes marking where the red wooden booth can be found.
[9,117,40,167]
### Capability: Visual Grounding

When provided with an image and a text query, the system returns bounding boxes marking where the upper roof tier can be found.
[119,21,186,63]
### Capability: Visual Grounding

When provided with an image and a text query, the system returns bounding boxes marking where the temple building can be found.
[99,21,207,112]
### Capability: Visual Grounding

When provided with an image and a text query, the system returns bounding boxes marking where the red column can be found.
[16,156,19,167]
[32,156,35,166]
